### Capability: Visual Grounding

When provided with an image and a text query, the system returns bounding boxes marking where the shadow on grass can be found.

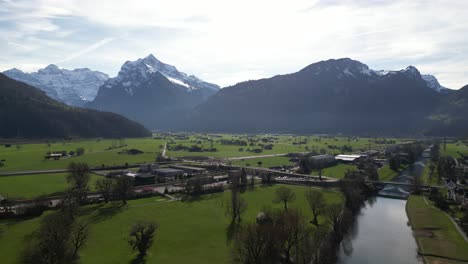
[130,255,146,264]
[182,193,220,203]
[226,219,240,245]
[90,202,125,223]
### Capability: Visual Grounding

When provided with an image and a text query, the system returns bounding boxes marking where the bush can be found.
[76,147,85,156]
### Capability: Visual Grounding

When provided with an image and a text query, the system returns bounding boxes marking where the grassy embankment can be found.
[406,195,468,264]
[0,173,102,199]
[0,184,342,264]
[320,163,358,179]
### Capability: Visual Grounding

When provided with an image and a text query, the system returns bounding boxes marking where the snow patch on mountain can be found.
[422,74,450,92]
[3,65,109,106]
[104,54,220,95]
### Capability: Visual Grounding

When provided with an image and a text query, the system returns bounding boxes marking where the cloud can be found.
[56,37,115,63]
[0,0,467,88]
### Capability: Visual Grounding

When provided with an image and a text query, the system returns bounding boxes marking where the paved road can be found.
[0,169,68,176]
[226,152,309,161]
[162,142,168,158]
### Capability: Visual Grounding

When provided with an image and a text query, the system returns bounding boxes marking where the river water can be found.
[337,197,422,264]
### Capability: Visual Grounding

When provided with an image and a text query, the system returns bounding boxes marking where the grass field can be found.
[0,173,103,199]
[406,195,468,263]
[0,138,166,172]
[0,134,406,173]
[320,163,357,179]
[0,184,343,264]
[441,142,468,158]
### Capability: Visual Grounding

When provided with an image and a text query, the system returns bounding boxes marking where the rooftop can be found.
[155,168,184,174]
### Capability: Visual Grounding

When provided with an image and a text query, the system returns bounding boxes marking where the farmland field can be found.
[441,141,468,158]
[0,185,342,264]
[0,134,407,172]
[0,173,103,199]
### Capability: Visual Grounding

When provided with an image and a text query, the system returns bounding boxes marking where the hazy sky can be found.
[1,0,467,88]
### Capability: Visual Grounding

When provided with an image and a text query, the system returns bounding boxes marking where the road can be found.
[226,152,308,161]
[162,142,168,158]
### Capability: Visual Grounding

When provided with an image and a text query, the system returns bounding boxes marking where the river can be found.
[337,146,434,263]
[337,197,422,264]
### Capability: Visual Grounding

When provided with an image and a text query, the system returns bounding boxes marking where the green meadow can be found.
[407,195,468,263]
[441,141,468,158]
[0,185,343,264]
[0,173,103,199]
[0,134,406,173]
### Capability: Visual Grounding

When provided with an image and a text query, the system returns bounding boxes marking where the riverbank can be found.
[406,195,468,264]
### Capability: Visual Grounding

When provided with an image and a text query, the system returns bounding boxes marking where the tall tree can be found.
[326,203,343,235]
[305,189,326,226]
[70,222,88,259]
[227,171,247,223]
[95,178,113,203]
[67,162,91,204]
[20,212,75,264]
[389,155,401,171]
[114,176,134,205]
[273,186,296,211]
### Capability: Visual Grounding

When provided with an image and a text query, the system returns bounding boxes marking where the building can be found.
[169,165,207,175]
[134,174,156,186]
[154,168,184,182]
[139,163,160,173]
[309,154,336,167]
[335,154,363,163]
[44,153,62,160]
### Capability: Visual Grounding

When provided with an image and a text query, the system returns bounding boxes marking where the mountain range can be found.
[86,54,220,128]
[3,56,467,137]
[183,58,466,136]
[3,65,109,106]
[0,73,150,139]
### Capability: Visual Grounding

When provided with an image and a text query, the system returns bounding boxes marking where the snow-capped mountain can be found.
[373,66,450,93]
[88,54,220,129]
[421,74,450,93]
[104,54,219,96]
[3,65,109,106]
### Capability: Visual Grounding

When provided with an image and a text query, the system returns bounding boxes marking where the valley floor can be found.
[0,184,342,264]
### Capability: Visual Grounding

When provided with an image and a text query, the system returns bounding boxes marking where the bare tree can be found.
[273,186,296,211]
[326,203,343,235]
[67,162,91,204]
[226,172,248,223]
[70,222,88,259]
[95,178,113,203]
[114,176,134,205]
[305,189,326,226]
[129,221,158,258]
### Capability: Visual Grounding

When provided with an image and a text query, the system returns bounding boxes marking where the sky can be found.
[0,0,467,89]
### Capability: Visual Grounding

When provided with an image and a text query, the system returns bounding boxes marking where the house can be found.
[169,165,207,175]
[44,153,62,160]
[154,168,184,182]
[445,180,457,201]
[310,154,336,164]
[134,174,156,186]
[335,154,362,163]
[139,163,160,173]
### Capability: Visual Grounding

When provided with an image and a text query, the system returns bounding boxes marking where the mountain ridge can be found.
[0,73,151,139]
[3,65,109,106]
